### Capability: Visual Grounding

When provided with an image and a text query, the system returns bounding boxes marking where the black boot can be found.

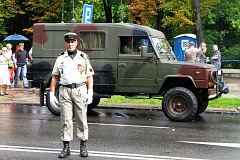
[58,141,70,158]
[80,140,88,157]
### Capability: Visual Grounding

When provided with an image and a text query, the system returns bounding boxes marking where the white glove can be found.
[49,92,60,108]
[84,89,93,104]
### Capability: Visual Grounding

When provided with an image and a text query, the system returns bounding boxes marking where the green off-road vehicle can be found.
[29,23,229,121]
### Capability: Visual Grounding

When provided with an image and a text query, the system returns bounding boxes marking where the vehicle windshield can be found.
[151,38,172,55]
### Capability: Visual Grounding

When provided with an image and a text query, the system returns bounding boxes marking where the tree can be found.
[128,0,195,44]
[201,0,240,68]
[193,0,204,45]
[128,0,162,27]
[0,0,22,37]
[127,0,221,45]
[102,0,112,23]
[23,0,62,33]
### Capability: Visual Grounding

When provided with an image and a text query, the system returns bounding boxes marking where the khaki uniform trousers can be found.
[58,85,88,141]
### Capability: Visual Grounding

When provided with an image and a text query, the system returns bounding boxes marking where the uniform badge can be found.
[59,62,64,74]
[78,63,85,74]
[60,62,64,67]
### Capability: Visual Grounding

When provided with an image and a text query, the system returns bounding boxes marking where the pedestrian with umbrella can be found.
[3,33,29,88]
[13,42,29,88]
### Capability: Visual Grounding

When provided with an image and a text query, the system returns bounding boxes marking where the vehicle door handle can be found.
[118,63,126,67]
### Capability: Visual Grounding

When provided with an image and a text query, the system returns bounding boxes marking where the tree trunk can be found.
[193,0,204,47]
[103,0,112,23]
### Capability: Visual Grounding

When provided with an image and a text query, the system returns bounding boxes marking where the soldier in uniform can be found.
[49,32,94,158]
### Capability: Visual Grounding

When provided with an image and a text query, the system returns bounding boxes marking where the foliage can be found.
[127,0,220,45]
[75,0,105,23]
[201,0,240,68]
[221,45,240,69]
[23,0,62,33]
[160,0,194,33]
[128,0,161,26]
[202,0,240,47]
[0,0,22,36]
[76,0,126,23]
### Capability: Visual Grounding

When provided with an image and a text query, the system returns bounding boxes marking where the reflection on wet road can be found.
[0,104,239,160]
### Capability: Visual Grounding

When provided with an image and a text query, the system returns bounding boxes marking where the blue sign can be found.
[141,39,148,46]
[82,4,94,23]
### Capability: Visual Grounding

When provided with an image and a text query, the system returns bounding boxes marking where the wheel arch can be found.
[39,73,52,106]
[159,76,197,95]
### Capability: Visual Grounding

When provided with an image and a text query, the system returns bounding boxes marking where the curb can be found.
[97,104,240,115]
[0,103,239,115]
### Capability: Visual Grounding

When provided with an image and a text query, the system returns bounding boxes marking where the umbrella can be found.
[3,34,29,44]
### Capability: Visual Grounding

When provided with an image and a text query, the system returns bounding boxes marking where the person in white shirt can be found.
[49,32,94,158]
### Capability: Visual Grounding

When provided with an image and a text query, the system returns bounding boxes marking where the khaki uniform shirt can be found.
[52,50,94,85]
[184,47,199,61]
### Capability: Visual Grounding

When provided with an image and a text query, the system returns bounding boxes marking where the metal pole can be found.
[70,0,76,23]
[61,0,64,23]
[120,0,123,23]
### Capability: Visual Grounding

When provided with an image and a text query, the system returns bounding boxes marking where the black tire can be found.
[196,101,208,115]
[196,90,209,115]
[46,92,60,116]
[88,98,100,110]
[162,87,198,121]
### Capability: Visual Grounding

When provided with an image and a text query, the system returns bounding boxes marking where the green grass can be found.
[99,96,240,109]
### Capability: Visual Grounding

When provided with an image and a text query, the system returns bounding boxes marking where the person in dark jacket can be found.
[14,42,28,88]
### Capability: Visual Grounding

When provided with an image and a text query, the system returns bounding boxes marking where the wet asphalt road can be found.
[0,104,239,160]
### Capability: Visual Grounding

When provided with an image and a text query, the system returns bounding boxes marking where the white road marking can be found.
[0,145,208,160]
[88,123,169,129]
[178,141,240,149]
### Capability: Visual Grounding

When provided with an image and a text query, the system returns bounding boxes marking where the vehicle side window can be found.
[120,37,133,54]
[79,32,105,49]
[120,36,143,55]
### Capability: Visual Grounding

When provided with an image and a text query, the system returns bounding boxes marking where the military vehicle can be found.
[29,23,229,121]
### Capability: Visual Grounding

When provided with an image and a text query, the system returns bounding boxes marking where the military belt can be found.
[62,83,86,89]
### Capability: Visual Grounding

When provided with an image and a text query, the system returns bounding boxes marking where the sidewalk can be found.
[0,78,239,113]
[221,77,240,98]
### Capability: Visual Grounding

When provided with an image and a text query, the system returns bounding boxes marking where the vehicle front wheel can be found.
[162,87,197,121]
[196,90,209,115]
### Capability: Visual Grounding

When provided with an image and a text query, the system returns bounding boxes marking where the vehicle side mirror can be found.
[141,46,153,58]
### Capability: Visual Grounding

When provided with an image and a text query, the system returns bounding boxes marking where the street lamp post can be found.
[120,0,123,23]
[61,0,64,23]
[70,0,76,23]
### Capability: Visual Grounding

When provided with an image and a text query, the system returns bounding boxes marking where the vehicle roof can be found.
[34,22,166,38]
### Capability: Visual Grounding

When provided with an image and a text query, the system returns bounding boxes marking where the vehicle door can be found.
[118,36,158,90]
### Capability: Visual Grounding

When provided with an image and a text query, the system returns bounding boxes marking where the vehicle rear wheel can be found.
[46,92,60,116]
[88,98,100,110]
[162,87,197,121]
[46,93,100,115]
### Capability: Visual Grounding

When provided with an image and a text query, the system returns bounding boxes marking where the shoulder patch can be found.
[80,52,89,60]
[58,52,64,56]
[79,51,89,74]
